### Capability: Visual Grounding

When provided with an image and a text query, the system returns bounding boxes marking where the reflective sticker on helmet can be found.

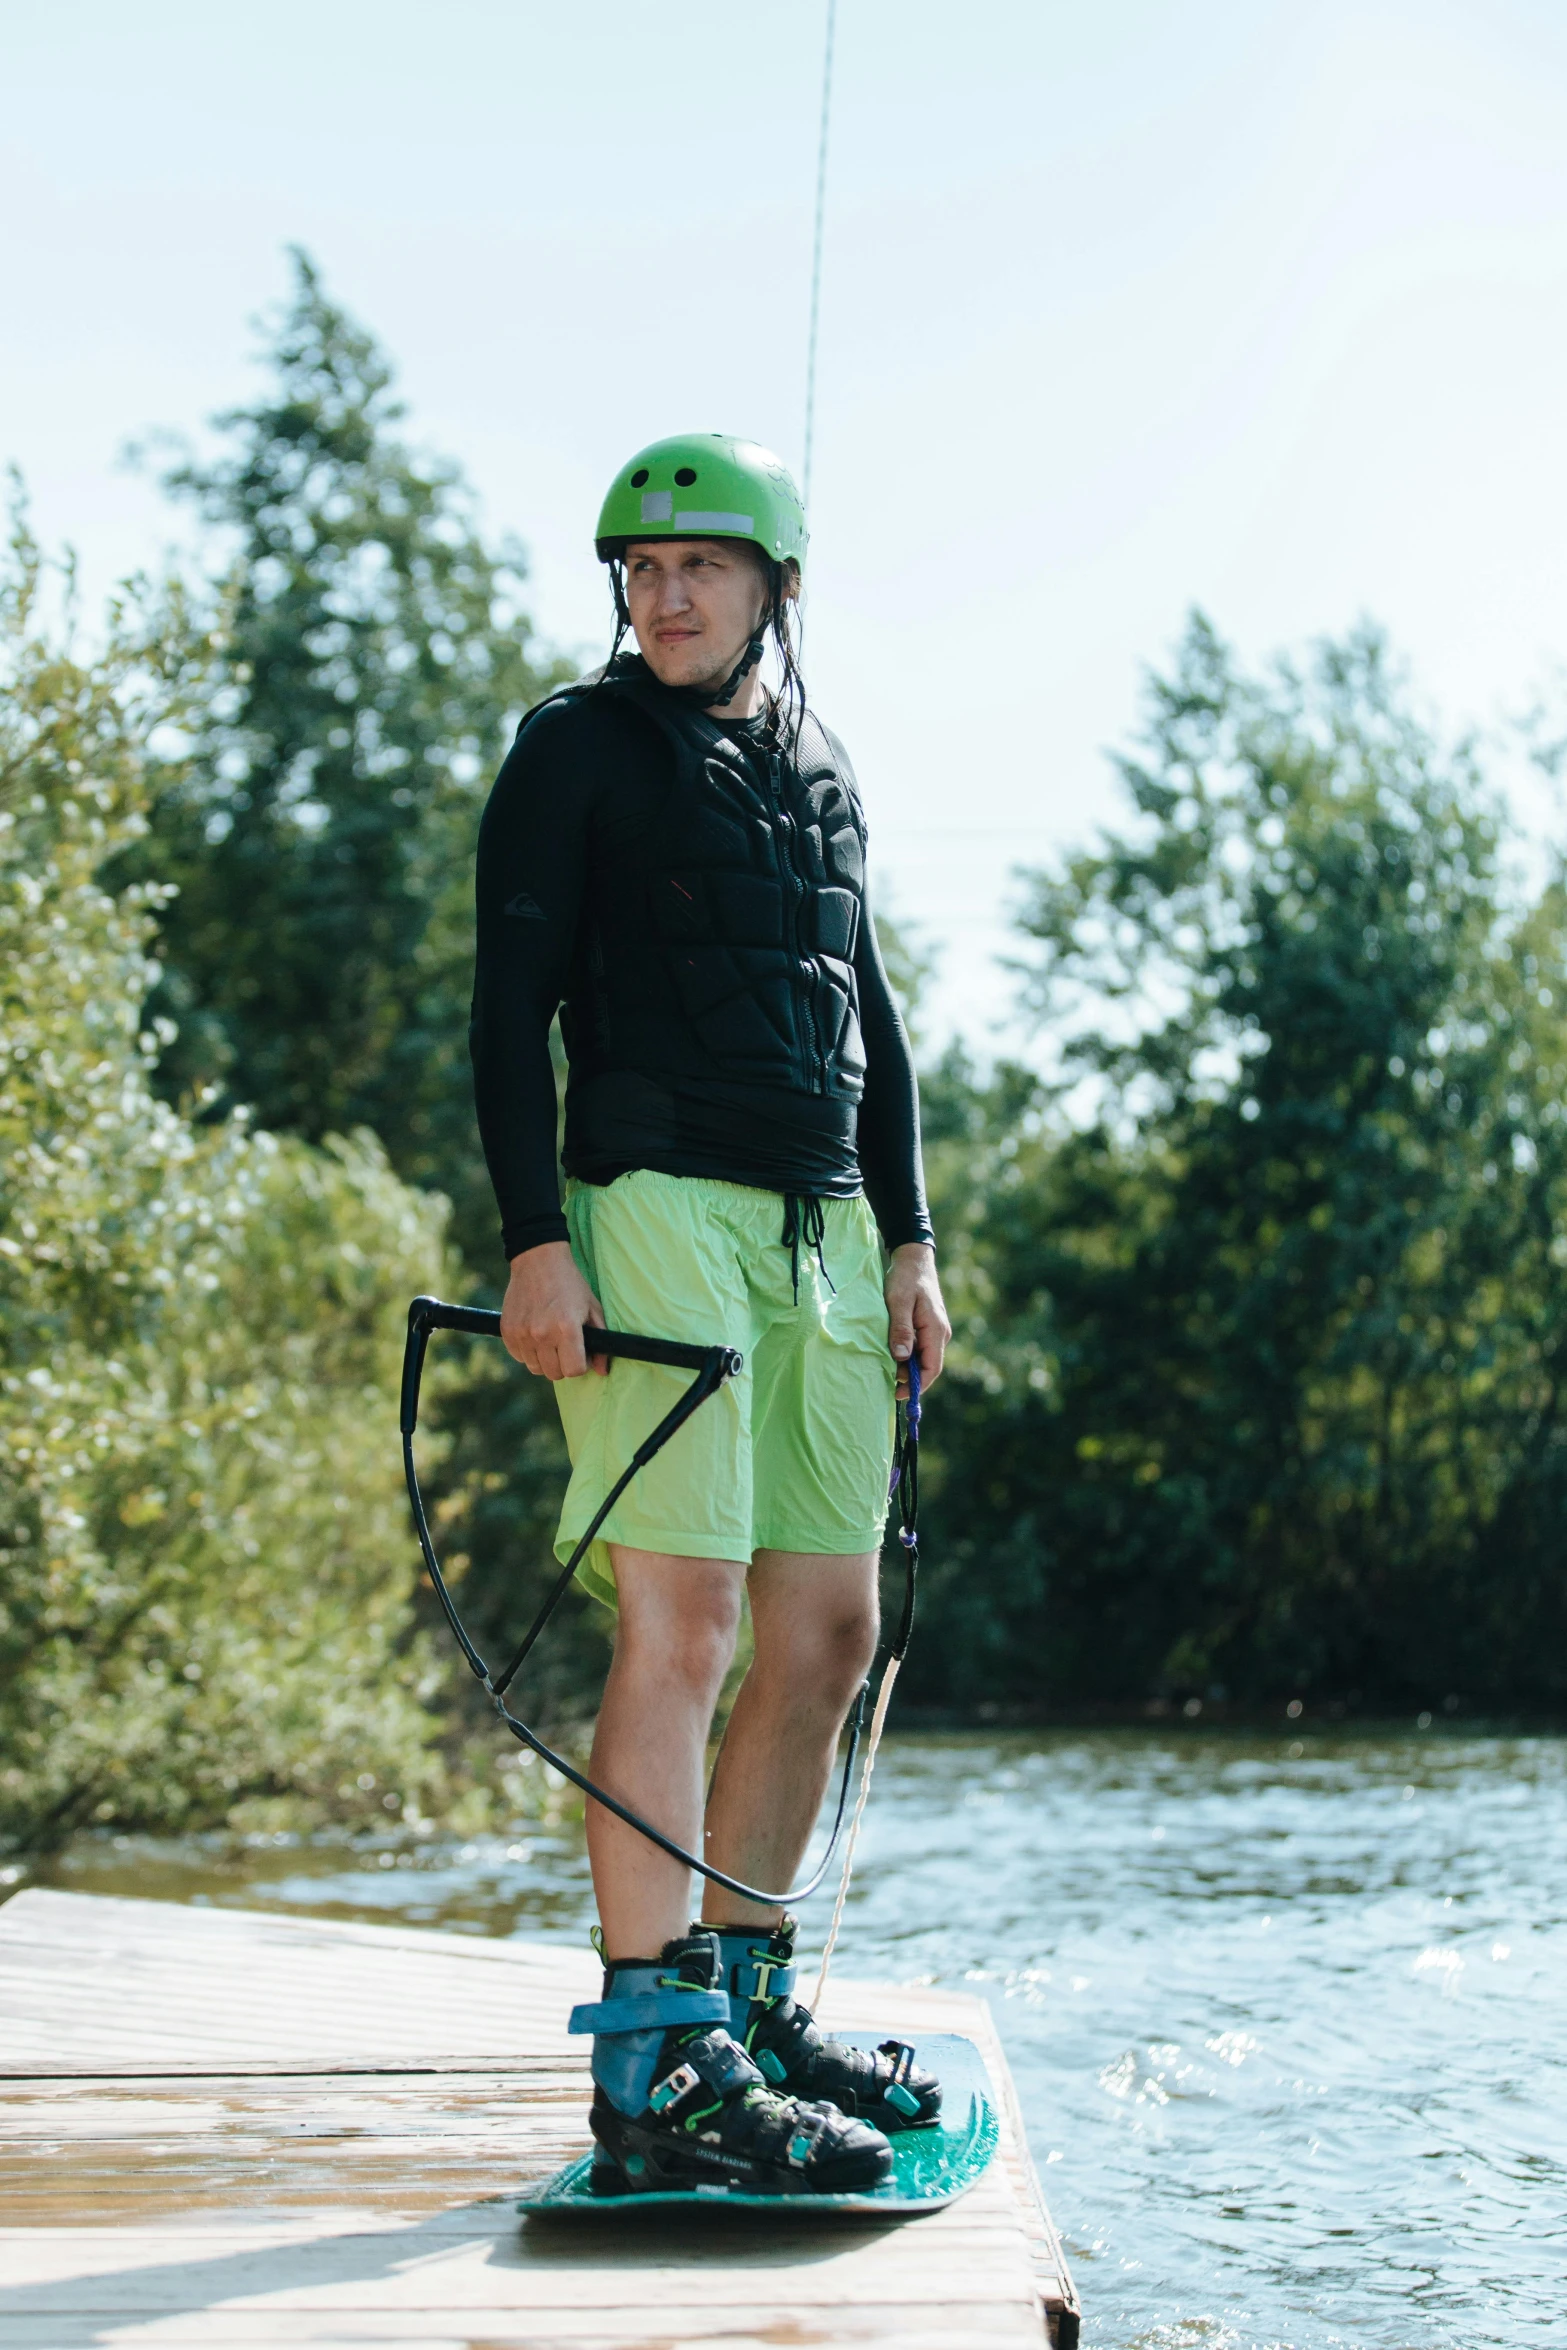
[640,491,673,522]
[675,510,754,533]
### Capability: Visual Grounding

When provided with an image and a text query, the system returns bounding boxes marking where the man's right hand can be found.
[501,1241,607,1380]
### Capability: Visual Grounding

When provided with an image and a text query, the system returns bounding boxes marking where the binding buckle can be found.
[648,2060,701,2115]
[881,2039,922,2118]
[745,1954,791,2004]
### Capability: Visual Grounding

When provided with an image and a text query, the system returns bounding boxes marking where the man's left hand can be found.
[885,1242,950,1399]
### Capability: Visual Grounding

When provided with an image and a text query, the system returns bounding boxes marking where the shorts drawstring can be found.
[780,1193,836,1305]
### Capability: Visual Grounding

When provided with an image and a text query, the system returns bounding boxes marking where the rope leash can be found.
[401,1298,919,1913]
[812,1355,919,2006]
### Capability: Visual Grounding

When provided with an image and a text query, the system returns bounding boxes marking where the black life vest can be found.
[543,659,870,1107]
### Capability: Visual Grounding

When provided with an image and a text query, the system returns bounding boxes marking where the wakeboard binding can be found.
[711,1916,943,2132]
[573,1930,892,2200]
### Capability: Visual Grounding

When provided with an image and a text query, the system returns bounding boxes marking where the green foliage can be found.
[874,908,937,1050]
[0,510,457,1855]
[910,617,1567,1711]
[133,249,571,1271]
[17,229,1563,1829]
[120,253,593,1727]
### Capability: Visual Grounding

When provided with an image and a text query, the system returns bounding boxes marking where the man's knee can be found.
[820,1595,880,1702]
[756,1591,880,1713]
[616,1564,742,1702]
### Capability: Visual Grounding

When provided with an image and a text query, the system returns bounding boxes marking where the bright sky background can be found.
[7,0,1567,1052]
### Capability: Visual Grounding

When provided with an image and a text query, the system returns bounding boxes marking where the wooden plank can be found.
[0,1889,1077,2347]
[0,1888,595,2073]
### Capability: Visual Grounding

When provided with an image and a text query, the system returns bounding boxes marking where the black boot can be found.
[710,1918,942,2133]
[570,1929,893,2198]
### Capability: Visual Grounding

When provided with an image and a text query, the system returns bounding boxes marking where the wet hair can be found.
[763,555,806,744]
[603,544,806,747]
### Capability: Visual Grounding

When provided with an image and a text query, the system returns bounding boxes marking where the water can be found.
[29,1726,1567,2349]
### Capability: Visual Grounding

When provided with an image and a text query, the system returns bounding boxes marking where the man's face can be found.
[622,539,768,698]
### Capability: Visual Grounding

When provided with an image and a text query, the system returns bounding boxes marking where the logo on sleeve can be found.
[504,892,545,921]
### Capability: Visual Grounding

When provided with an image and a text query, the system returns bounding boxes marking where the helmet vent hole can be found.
[674,466,697,487]
[629,468,650,488]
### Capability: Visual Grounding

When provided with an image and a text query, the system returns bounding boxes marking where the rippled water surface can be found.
[33,1726,1567,2349]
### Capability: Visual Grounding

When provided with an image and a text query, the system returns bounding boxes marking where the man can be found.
[470,434,950,2197]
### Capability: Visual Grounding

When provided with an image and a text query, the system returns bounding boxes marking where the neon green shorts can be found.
[553,1170,896,1608]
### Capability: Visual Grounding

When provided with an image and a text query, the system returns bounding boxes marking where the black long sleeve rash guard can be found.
[469,687,935,1263]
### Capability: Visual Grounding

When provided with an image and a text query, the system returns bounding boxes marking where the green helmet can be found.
[595,433,807,569]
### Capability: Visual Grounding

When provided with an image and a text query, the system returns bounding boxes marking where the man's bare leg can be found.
[586,1546,746,1958]
[700,1549,880,1931]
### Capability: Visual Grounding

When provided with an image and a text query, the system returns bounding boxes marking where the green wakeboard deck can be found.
[519,2031,998,2217]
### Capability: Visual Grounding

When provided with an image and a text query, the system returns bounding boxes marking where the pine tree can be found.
[138,250,571,1271]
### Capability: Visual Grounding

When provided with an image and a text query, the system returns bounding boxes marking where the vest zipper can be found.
[768,750,826,1092]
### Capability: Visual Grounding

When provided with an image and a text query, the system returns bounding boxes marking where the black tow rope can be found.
[400,1295,920,1908]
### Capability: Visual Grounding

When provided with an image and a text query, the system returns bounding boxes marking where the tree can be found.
[134,249,571,1272]
[908,616,1567,1711]
[117,256,609,1725]
[0,509,464,1854]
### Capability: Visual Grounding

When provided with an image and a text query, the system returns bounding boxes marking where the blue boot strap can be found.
[710,1932,798,2006]
[731,1955,796,2004]
[568,1989,730,2036]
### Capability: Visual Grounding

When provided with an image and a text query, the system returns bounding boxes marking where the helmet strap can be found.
[606,561,632,663]
[667,626,767,715]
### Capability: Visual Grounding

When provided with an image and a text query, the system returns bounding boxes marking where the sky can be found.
[7,0,1567,1051]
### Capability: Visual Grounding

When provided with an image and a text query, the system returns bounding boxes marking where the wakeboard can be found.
[518,2031,998,2217]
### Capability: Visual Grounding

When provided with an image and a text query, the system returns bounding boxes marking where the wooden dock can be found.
[0,1887,1079,2348]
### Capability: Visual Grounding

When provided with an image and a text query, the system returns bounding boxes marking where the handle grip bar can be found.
[400,1294,743,1434]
